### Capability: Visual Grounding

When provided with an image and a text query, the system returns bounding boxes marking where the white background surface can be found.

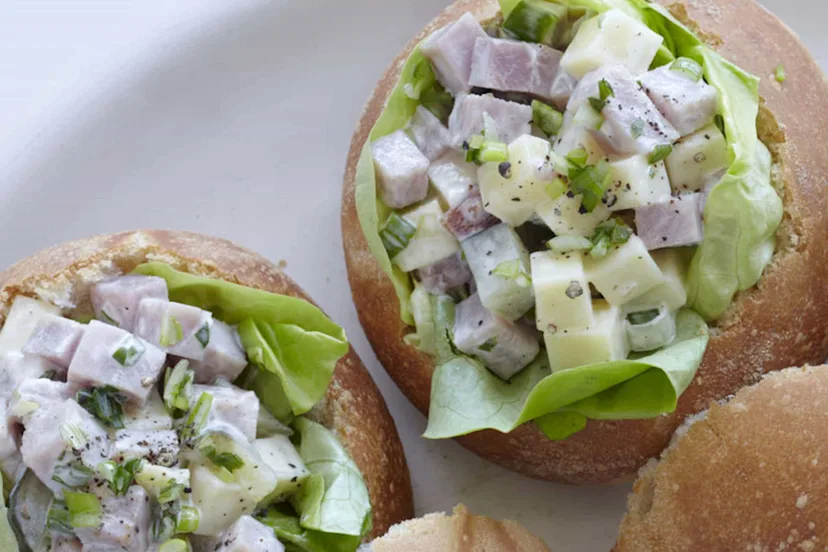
[0,1,823,550]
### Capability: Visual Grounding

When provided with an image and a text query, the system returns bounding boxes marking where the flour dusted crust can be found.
[341,0,828,483]
[0,230,413,539]
[616,365,828,551]
[368,504,550,552]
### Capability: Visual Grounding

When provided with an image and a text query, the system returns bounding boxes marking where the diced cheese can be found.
[544,300,629,371]
[428,150,478,208]
[665,123,729,193]
[624,249,688,312]
[553,118,606,164]
[478,135,558,226]
[395,199,461,272]
[604,155,671,211]
[254,434,311,504]
[531,251,594,332]
[536,193,611,238]
[560,9,663,78]
[585,235,664,306]
[134,465,190,500]
[191,464,256,536]
[0,296,60,355]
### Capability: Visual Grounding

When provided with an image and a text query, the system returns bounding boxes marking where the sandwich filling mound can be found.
[355,0,782,440]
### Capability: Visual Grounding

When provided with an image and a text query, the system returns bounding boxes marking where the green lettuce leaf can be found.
[290,418,372,538]
[0,475,19,552]
[131,263,349,417]
[425,309,708,439]
[256,504,365,552]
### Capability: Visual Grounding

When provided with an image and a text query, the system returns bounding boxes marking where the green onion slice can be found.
[158,479,185,504]
[180,392,213,444]
[97,458,143,497]
[64,491,102,529]
[625,304,677,352]
[545,177,567,200]
[547,235,593,253]
[627,308,661,325]
[589,219,632,258]
[59,423,88,450]
[160,315,184,347]
[670,57,703,82]
[199,436,245,476]
[76,386,127,429]
[52,461,94,489]
[160,539,191,552]
[492,259,532,288]
[648,144,673,165]
[380,212,417,259]
[194,323,210,348]
[47,501,73,535]
[774,64,786,83]
[532,100,563,137]
[176,507,200,534]
[112,335,146,367]
[568,160,611,212]
[164,360,194,414]
[478,140,509,164]
[565,148,588,169]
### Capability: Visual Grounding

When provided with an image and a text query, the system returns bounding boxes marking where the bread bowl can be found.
[363,504,550,552]
[616,364,828,551]
[0,230,412,551]
[341,0,828,484]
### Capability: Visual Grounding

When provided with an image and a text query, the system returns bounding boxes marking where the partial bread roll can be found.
[365,505,550,551]
[0,230,413,539]
[616,365,828,551]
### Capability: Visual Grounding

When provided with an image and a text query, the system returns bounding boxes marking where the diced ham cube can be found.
[371,130,430,209]
[20,399,110,497]
[111,429,179,467]
[453,293,539,380]
[421,13,489,94]
[190,320,248,384]
[134,299,213,361]
[415,253,473,294]
[409,105,452,161]
[448,94,533,146]
[442,187,500,241]
[0,352,59,402]
[191,383,259,442]
[214,515,286,552]
[51,537,82,552]
[635,193,704,250]
[22,314,84,370]
[0,399,22,481]
[8,379,70,426]
[91,275,169,332]
[549,71,577,111]
[639,65,719,136]
[76,486,151,552]
[428,150,478,208]
[469,37,563,104]
[68,321,166,407]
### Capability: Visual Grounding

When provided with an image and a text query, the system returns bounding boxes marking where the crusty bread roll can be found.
[0,230,413,540]
[341,0,828,484]
[616,364,828,551]
[366,505,550,552]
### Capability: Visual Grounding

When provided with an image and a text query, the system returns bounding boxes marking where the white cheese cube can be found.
[553,119,606,164]
[544,300,629,371]
[585,235,663,306]
[191,464,257,536]
[461,224,534,321]
[395,199,461,272]
[135,464,190,500]
[254,434,311,504]
[478,135,558,226]
[536,192,611,238]
[428,150,477,208]
[560,9,663,78]
[531,251,594,332]
[624,249,688,312]
[0,296,60,355]
[665,123,729,193]
[604,155,671,211]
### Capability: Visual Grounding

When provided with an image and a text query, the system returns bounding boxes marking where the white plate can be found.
[0,1,823,550]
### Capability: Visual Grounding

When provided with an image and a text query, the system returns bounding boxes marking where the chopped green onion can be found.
[97,458,143,497]
[176,507,200,534]
[76,386,127,429]
[565,148,588,169]
[588,78,615,112]
[627,309,661,325]
[568,160,611,212]
[180,392,213,444]
[52,461,94,489]
[774,64,786,83]
[160,539,191,552]
[648,144,673,165]
[59,423,88,450]
[467,134,485,150]
[158,479,185,504]
[492,259,532,288]
[625,304,677,352]
[199,436,245,475]
[587,97,606,113]
[478,141,509,164]
[670,57,703,82]
[714,114,726,136]
[153,512,177,542]
[164,360,194,414]
[404,58,437,100]
[478,337,498,352]
[588,219,632,258]
[100,309,119,327]
[112,335,146,367]
[379,212,417,259]
[160,315,184,347]
[547,235,593,253]
[630,118,645,139]
[545,177,567,200]
[532,100,563,137]
[47,501,73,535]
[503,0,567,44]
[8,398,39,419]
[64,491,102,529]
[194,323,210,348]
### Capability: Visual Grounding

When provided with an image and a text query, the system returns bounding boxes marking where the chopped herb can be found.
[568,160,611,212]
[63,491,102,529]
[112,335,146,367]
[159,479,186,504]
[466,133,508,165]
[164,360,194,415]
[627,308,661,325]
[648,144,673,165]
[589,219,633,258]
[199,437,245,475]
[52,461,94,489]
[545,177,567,200]
[492,259,532,287]
[76,386,127,429]
[565,148,588,169]
[97,458,144,497]
[59,423,88,449]
[160,315,184,347]
[774,64,786,83]
[194,323,211,348]
[588,78,615,112]
[379,212,417,259]
[478,337,498,352]
[180,392,213,445]
[531,99,564,137]
[631,118,645,139]
[47,501,73,535]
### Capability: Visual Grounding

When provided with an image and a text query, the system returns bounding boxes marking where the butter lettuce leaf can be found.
[257,505,365,552]
[0,475,19,552]
[132,263,349,417]
[425,310,708,439]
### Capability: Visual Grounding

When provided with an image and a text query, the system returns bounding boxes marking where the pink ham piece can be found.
[22,314,85,370]
[635,193,704,250]
[469,37,564,103]
[448,94,533,146]
[549,70,577,111]
[638,64,719,137]
[409,105,452,161]
[421,12,489,95]
[415,253,473,294]
[371,130,430,209]
[442,187,500,241]
[91,275,169,332]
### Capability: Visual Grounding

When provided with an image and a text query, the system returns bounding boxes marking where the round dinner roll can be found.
[0,230,413,540]
[616,364,828,551]
[341,0,828,484]
[364,504,550,552]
